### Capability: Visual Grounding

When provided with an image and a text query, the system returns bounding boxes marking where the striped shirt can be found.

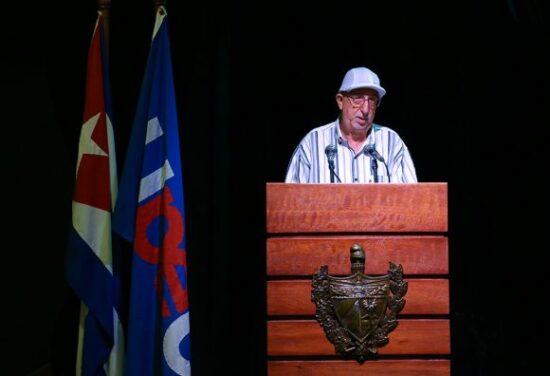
[285,119,417,183]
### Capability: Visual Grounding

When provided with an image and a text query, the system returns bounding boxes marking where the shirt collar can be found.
[334,118,378,151]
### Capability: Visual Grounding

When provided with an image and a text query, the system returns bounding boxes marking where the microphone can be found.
[325,144,337,161]
[324,145,341,183]
[365,145,384,162]
[364,145,390,182]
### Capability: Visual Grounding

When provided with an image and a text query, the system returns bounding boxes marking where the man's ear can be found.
[335,93,344,110]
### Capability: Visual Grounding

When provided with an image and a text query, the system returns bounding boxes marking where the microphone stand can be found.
[328,159,336,183]
[325,145,341,183]
[370,157,378,183]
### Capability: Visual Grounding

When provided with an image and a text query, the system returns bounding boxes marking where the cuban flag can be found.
[113,7,191,376]
[65,11,124,376]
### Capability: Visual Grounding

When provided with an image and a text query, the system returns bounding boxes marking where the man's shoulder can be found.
[372,123,408,145]
[308,120,338,135]
[296,120,337,148]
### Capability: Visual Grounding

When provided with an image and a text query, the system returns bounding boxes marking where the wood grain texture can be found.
[267,236,448,275]
[266,183,448,233]
[267,279,449,316]
[268,359,450,376]
[267,319,450,356]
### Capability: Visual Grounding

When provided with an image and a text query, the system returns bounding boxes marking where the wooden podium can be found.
[266,183,450,375]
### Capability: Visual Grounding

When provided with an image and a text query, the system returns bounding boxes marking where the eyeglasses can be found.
[344,94,379,108]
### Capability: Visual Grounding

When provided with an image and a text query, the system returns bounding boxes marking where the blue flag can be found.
[66,10,124,376]
[113,7,191,376]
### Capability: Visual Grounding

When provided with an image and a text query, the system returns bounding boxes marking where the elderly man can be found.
[285,66,417,183]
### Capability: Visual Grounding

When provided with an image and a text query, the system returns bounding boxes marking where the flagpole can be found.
[153,0,166,13]
[98,0,111,49]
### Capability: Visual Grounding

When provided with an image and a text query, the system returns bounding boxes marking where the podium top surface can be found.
[266,183,448,233]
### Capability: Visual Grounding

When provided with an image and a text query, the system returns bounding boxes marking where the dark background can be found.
[4,0,548,375]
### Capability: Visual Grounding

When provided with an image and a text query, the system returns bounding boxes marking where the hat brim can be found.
[340,84,386,99]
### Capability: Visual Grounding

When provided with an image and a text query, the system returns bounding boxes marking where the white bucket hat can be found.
[338,67,386,100]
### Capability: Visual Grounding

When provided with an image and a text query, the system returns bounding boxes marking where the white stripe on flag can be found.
[138,160,175,203]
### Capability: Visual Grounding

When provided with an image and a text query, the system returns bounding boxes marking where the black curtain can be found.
[4,1,548,375]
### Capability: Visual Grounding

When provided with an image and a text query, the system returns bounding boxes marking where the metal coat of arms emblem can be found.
[311,244,407,362]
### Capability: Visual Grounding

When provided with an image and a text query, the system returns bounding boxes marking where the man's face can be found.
[336,88,379,135]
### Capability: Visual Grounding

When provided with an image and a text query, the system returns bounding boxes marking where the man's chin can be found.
[352,123,371,133]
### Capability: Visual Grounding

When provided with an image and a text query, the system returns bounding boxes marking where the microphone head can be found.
[325,144,337,161]
[364,145,384,162]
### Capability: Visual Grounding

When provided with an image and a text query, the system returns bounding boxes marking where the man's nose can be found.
[360,100,373,112]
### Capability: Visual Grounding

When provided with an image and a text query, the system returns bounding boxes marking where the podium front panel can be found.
[266,183,450,376]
